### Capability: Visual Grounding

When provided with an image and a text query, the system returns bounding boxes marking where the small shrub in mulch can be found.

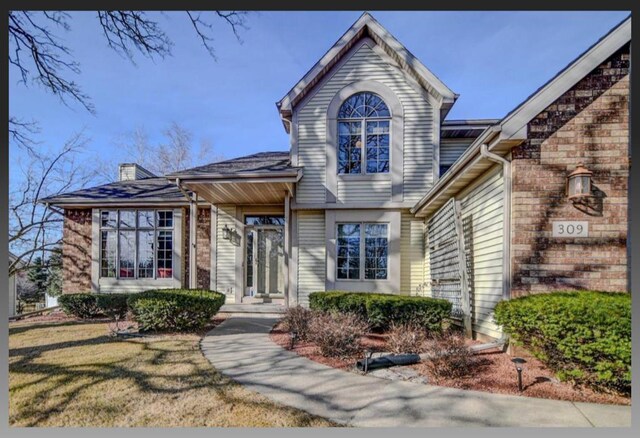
[307,311,369,359]
[281,305,314,341]
[422,332,474,379]
[386,321,429,354]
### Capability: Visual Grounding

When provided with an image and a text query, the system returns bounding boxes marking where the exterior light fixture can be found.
[511,357,527,392]
[567,163,593,201]
[363,349,372,374]
[222,224,232,240]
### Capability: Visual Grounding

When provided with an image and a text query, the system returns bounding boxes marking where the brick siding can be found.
[183,206,212,290]
[511,44,630,295]
[62,209,92,293]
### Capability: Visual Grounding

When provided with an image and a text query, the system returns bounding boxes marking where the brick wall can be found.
[62,209,92,293]
[511,44,630,295]
[196,207,211,289]
[183,206,212,289]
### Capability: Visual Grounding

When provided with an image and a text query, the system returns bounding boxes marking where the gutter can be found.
[411,125,501,215]
[480,144,511,301]
[175,178,193,203]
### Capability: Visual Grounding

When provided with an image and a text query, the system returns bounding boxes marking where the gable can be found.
[277,12,456,130]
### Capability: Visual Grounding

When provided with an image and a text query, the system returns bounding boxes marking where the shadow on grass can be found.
[9,320,326,427]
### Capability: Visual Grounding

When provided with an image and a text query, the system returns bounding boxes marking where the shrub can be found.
[309,291,452,332]
[308,311,369,358]
[128,289,225,332]
[281,305,314,341]
[422,332,474,379]
[494,291,631,394]
[58,293,101,318]
[96,294,131,320]
[387,321,429,354]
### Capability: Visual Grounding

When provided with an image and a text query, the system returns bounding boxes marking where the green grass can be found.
[9,319,335,427]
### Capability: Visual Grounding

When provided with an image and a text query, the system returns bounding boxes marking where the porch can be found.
[168,152,302,307]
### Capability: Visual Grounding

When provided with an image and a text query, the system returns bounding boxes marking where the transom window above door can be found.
[337,92,390,174]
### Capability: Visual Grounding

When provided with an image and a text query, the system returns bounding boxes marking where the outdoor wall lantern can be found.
[511,357,527,392]
[567,163,593,201]
[222,224,232,241]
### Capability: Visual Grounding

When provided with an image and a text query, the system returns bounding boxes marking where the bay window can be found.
[336,222,388,280]
[99,209,174,279]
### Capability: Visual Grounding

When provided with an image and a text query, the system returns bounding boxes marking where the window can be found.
[439,164,452,176]
[244,215,285,226]
[337,92,390,174]
[336,223,388,280]
[99,209,174,279]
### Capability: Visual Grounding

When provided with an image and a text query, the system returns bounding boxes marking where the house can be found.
[41,13,630,340]
[8,252,23,317]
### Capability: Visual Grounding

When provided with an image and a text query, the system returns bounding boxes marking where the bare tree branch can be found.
[186,11,247,59]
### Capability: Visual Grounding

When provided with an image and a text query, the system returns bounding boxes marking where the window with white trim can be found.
[99,209,174,279]
[336,223,388,280]
[337,92,390,174]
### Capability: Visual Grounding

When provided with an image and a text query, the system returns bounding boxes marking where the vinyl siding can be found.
[297,211,326,306]
[215,205,238,298]
[296,41,435,204]
[401,211,424,295]
[337,178,392,203]
[440,139,474,166]
[459,167,504,339]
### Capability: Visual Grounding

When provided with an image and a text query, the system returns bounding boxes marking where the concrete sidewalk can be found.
[200,317,631,427]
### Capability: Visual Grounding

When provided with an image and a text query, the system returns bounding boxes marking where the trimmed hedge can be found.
[59,293,101,319]
[494,291,631,394]
[96,294,131,320]
[128,289,225,332]
[309,291,452,332]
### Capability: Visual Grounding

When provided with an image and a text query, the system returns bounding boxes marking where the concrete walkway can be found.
[200,317,631,427]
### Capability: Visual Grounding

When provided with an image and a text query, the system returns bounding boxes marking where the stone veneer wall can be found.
[511,43,630,295]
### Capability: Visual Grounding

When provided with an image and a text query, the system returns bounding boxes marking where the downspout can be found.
[280,114,294,306]
[480,144,511,301]
[176,178,197,289]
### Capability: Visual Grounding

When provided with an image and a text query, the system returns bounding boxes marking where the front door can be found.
[245,226,284,298]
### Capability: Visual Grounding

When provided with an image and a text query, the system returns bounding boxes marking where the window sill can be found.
[337,173,391,181]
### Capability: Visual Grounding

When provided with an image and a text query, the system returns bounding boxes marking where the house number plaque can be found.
[552,221,589,238]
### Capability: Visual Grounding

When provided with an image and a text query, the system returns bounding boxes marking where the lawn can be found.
[9,318,335,427]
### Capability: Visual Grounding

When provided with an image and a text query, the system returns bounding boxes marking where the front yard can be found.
[9,315,334,427]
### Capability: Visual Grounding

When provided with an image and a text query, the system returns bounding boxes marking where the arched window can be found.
[337,92,390,174]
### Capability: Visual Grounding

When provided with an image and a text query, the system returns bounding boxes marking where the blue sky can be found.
[9,10,630,182]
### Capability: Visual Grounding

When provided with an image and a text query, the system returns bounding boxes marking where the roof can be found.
[276,12,457,131]
[42,151,298,206]
[167,151,299,180]
[441,119,500,139]
[412,15,631,218]
[40,177,187,206]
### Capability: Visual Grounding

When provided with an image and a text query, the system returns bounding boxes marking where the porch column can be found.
[284,191,291,307]
[189,193,198,289]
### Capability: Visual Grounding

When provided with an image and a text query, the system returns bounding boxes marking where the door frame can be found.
[244,224,285,298]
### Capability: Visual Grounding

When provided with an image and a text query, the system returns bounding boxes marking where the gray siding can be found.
[296,40,435,204]
[297,211,326,306]
[215,205,238,299]
[440,139,474,166]
[401,211,424,295]
[459,167,504,338]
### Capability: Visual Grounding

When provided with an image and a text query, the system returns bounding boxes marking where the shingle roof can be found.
[40,177,186,205]
[41,151,296,205]
[167,151,296,178]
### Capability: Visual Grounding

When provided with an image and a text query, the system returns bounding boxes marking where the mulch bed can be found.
[269,322,630,406]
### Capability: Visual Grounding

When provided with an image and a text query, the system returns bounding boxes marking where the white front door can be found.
[245,226,284,297]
